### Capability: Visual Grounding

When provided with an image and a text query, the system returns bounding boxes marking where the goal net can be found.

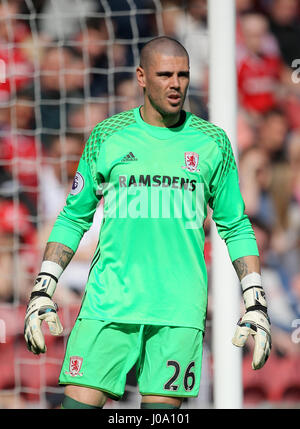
[0,0,212,409]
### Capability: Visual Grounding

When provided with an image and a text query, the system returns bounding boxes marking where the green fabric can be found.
[48,106,258,331]
[61,395,102,409]
[59,319,203,398]
[140,403,180,409]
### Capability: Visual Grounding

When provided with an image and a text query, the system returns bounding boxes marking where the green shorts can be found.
[59,318,204,399]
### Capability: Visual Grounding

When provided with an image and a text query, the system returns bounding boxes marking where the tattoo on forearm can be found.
[232,257,249,281]
[43,242,74,270]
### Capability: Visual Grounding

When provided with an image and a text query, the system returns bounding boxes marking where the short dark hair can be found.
[139,36,189,69]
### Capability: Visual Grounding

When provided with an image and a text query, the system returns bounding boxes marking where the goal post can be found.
[208,0,243,409]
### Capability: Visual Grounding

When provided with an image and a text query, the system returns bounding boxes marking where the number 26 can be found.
[164,360,196,392]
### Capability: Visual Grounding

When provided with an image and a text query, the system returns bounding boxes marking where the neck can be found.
[140,104,182,128]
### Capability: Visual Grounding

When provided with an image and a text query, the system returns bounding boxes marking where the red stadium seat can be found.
[0,305,22,390]
[14,333,42,401]
[58,304,81,331]
[0,336,15,389]
[13,305,76,401]
[271,356,300,403]
[1,304,85,404]
[243,354,269,404]
[44,335,65,386]
[243,352,300,405]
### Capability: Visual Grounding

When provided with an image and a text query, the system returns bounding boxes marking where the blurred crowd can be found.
[0,0,300,406]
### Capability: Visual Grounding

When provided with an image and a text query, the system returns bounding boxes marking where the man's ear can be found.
[136,66,146,89]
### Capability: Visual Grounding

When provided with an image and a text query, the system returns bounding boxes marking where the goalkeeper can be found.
[24,36,271,409]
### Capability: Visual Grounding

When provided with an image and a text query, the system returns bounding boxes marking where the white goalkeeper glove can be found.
[232,273,271,370]
[24,262,63,354]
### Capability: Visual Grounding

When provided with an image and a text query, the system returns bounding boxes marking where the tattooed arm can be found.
[232,255,261,281]
[24,242,75,349]
[231,254,271,370]
[42,242,75,271]
[24,241,74,354]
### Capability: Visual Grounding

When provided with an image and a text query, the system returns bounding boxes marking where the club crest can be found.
[182,152,200,172]
[65,356,83,377]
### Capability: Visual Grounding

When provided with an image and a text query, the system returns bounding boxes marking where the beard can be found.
[147,91,184,119]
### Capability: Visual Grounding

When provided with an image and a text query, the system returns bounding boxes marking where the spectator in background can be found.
[11,86,36,131]
[0,85,36,132]
[159,0,209,117]
[256,108,288,162]
[267,0,300,67]
[38,0,98,41]
[0,0,33,102]
[280,65,300,131]
[268,162,300,280]
[237,13,282,119]
[0,97,10,129]
[160,0,184,37]
[239,145,275,227]
[288,132,300,205]
[0,86,40,213]
[39,133,84,221]
[68,101,108,135]
[39,46,85,149]
[114,75,143,113]
[251,217,300,357]
[236,0,256,47]
[264,0,300,132]
[236,0,256,14]
[0,197,35,303]
[172,0,208,93]
[39,133,102,302]
[109,0,153,43]
[72,17,109,97]
[72,17,132,98]
[291,273,300,323]
[237,109,256,153]
[40,45,85,95]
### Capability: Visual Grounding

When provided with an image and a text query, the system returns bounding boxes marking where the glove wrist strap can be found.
[241,272,268,311]
[40,261,64,279]
[30,291,51,300]
[32,261,64,298]
[246,304,268,314]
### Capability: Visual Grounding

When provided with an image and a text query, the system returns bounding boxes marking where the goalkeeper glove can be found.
[24,262,63,354]
[232,273,271,370]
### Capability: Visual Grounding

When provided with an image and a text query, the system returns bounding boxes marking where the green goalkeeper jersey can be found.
[48,107,258,331]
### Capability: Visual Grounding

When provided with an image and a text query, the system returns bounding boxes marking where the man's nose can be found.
[170,74,180,89]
